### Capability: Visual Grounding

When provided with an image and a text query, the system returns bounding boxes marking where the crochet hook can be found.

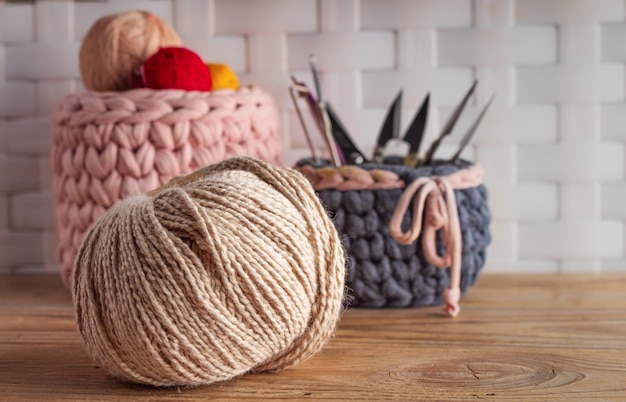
[448,94,495,163]
[420,80,478,166]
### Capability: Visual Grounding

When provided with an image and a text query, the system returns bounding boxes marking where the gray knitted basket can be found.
[296,156,491,309]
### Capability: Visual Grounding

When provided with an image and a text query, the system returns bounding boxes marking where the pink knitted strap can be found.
[389,165,484,317]
[298,165,405,190]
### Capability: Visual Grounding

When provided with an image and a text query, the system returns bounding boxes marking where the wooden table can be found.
[1,274,625,400]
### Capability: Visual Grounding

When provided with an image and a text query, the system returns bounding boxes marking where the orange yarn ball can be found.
[206,63,240,90]
[79,10,182,92]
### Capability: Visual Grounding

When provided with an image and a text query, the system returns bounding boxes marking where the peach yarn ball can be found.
[79,10,182,92]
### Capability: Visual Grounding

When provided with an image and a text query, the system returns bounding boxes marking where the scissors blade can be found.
[326,103,368,165]
[403,93,430,167]
[420,80,478,166]
[372,90,403,164]
[449,94,495,163]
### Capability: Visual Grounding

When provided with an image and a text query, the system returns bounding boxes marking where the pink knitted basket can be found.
[52,86,281,287]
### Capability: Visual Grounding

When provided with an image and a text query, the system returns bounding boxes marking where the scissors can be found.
[325,103,368,165]
[371,90,402,164]
[372,91,431,167]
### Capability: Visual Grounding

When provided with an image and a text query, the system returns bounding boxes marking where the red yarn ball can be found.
[141,47,212,91]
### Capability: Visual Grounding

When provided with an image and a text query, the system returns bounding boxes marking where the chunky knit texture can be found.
[297,157,491,310]
[73,157,345,387]
[52,86,281,287]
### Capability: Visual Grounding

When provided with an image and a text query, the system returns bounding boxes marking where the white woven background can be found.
[1,0,625,275]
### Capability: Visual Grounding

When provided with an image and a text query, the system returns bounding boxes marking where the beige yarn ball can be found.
[72,157,346,387]
[79,10,182,92]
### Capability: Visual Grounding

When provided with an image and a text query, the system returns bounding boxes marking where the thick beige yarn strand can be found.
[73,157,346,386]
[79,10,182,92]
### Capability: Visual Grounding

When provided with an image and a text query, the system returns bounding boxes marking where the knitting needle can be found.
[448,94,495,163]
[290,76,342,166]
[308,55,343,165]
[307,57,345,166]
[309,54,323,102]
[292,79,342,166]
[420,80,478,166]
[289,85,320,164]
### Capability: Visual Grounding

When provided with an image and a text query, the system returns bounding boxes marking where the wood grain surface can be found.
[1,274,625,400]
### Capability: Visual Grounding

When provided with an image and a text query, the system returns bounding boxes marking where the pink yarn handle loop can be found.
[389,177,434,244]
[389,165,484,317]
